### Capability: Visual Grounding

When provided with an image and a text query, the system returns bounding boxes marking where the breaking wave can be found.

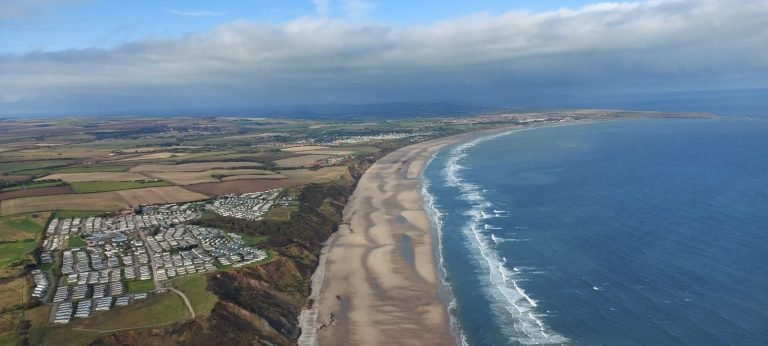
[438,130,569,345]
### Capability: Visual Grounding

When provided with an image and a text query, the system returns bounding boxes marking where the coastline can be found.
[302,120,596,345]
[299,126,517,346]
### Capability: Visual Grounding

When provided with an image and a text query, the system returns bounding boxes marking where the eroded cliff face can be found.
[92,155,380,346]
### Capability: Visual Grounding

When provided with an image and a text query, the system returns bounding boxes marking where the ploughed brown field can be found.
[0,186,208,215]
[0,185,76,200]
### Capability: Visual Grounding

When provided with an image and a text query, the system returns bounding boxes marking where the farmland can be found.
[186,179,295,195]
[117,152,190,161]
[0,212,50,241]
[0,186,76,200]
[129,161,263,172]
[0,181,64,192]
[273,154,331,167]
[147,169,279,185]
[69,181,170,193]
[38,172,148,182]
[15,164,131,175]
[1,186,208,215]
[0,211,48,270]
[52,210,107,219]
[0,111,609,345]
[282,145,331,152]
[0,159,73,174]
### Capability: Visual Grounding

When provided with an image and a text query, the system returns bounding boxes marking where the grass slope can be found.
[0,241,36,267]
[126,280,156,294]
[0,212,49,241]
[172,275,218,317]
[29,292,189,345]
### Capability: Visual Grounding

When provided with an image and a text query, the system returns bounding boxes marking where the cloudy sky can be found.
[1,0,767,116]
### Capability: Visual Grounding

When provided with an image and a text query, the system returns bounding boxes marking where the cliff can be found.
[90,155,378,346]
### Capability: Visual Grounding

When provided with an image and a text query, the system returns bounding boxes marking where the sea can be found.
[422,118,768,345]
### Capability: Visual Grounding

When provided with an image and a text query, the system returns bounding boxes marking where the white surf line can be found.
[443,130,569,345]
[422,152,471,346]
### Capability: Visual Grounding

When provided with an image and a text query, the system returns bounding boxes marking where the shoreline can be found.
[302,120,596,345]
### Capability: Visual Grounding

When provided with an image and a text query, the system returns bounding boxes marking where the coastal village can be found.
[32,189,284,324]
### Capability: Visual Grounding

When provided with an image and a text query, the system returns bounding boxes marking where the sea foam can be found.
[422,154,470,346]
[438,130,569,345]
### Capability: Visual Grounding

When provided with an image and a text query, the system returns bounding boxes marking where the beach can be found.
[297,122,595,346]
[305,133,483,346]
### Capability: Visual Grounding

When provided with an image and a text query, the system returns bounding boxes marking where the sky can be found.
[1,0,767,116]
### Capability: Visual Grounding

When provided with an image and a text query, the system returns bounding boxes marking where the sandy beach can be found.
[301,130,501,346]
[296,122,594,346]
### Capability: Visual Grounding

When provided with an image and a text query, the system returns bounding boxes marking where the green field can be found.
[81,292,188,330]
[0,181,64,192]
[181,152,261,162]
[52,210,106,219]
[29,328,100,346]
[67,236,86,248]
[0,240,36,267]
[127,279,156,293]
[239,233,269,246]
[0,160,72,174]
[173,275,218,316]
[29,292,189,346]
[69,181,170,193]
[0,212,48,244]
[173,151,234,161]
[17,164,131,175]
[266,206,295,221]
[0,214,45,234]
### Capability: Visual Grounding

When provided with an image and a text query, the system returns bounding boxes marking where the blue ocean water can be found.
[423,119,768,345]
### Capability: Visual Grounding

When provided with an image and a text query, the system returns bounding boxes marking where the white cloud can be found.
[1,0,767,114]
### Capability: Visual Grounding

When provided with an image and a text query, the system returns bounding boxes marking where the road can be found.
[137,230,162,290]
[137,230,195,319]
[169,287,196,319]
